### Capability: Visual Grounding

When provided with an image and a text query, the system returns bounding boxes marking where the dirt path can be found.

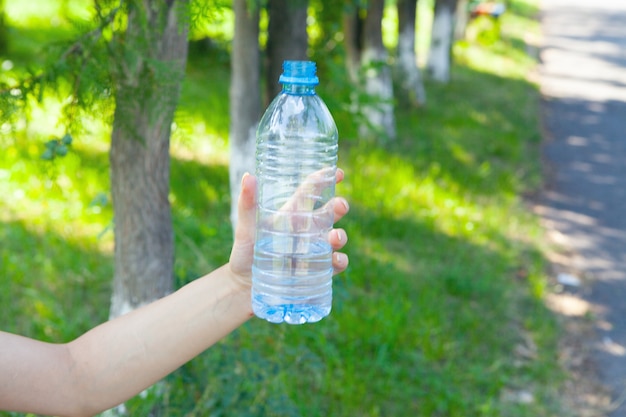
[539,0,626,415]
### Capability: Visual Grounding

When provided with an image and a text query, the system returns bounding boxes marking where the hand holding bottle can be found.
[228,169,350,292]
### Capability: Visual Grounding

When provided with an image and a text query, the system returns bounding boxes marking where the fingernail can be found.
[241,172,252,190]
[335,253,347,265]
[336,229,343,243]
[341,198,350,212]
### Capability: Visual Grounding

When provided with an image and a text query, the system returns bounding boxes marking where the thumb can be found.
[234,173,257,243]
[230,173,257,279]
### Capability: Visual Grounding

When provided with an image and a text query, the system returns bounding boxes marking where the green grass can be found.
[0,1,572,416]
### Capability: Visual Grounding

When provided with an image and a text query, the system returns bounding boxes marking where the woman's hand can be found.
[228,169,350,289]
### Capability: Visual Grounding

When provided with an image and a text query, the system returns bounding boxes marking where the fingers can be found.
[328,228,348,275]
[329,228,348,250]
[281,167,336,214]
[330,171,349,275]
[328,168,350,274]
[333,252,349,274]
[336,167,344,184]
[333,197,349,223]
[281,167,343,213]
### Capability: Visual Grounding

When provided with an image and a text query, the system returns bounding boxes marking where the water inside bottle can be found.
[252,237,333,324]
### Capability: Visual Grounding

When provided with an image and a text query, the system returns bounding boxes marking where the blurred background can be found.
[0,0,569,416]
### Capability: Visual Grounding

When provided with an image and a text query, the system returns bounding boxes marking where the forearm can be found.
[69,264,252,415]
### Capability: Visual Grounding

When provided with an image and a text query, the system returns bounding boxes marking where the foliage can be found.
[0,1,117,143]
[0,0,571,416]
[0,0,212,150]
[0,0,6,54]
[308,0,345,61]
[41,133,73,160]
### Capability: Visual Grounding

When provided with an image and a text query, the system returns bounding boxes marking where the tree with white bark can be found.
[229,0,260,231]
[344,0,396,140]
[396,0,427,107]
[428,0,460,83]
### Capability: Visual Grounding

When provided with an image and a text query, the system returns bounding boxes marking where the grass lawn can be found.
[0,1,573,416]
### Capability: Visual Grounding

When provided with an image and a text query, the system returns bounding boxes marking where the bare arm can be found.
[0,265,251,417]
[0,172,349,417]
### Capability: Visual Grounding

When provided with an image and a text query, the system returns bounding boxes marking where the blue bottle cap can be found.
[279,61,319,86]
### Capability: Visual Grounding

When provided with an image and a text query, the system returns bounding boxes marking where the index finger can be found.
[336,168,344,184]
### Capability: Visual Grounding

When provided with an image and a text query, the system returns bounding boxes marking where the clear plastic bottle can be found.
[252,60,338,324]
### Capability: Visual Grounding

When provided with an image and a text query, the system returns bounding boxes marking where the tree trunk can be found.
[455,0,470,40]
[428,0,459,83]
[266,0,308,103]
[396,0,426,107]
[342,3,362,83]
[109,0,189,319]
[361,0,396,140]
[229,0,260,230]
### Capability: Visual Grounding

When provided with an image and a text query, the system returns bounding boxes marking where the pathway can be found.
[540,0,626,415]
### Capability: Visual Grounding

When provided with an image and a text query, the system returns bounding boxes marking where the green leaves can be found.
[41,133,73,161]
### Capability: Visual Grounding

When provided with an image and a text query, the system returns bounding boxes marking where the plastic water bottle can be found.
[252,60,338,324]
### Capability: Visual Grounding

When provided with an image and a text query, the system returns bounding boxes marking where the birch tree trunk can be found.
[361,0,396,140]
[396,0,426,107]
[266,0,308,102]
[229,0,260,230]
[109,0,189,319]
[455,0,470,40]
[427,0,459,83]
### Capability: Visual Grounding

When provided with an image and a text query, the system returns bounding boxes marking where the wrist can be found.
[222,264,253,317]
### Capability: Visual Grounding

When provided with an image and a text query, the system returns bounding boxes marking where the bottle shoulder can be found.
[258,93,337,136]
[267,92,330,113]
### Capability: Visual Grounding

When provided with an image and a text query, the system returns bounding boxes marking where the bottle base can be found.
[252,297,331,325]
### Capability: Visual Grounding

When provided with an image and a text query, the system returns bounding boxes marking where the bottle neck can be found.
[281,83,316,96]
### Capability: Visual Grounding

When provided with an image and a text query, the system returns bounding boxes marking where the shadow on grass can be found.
[0,218,112,343]
[169,158,232,284]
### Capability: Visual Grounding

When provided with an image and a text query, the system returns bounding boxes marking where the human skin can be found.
[0,171,350,417]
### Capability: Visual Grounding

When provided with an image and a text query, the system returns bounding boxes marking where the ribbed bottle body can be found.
[252,87,338,324]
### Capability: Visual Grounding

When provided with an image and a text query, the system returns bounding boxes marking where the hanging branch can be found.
[0,3,122,126]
